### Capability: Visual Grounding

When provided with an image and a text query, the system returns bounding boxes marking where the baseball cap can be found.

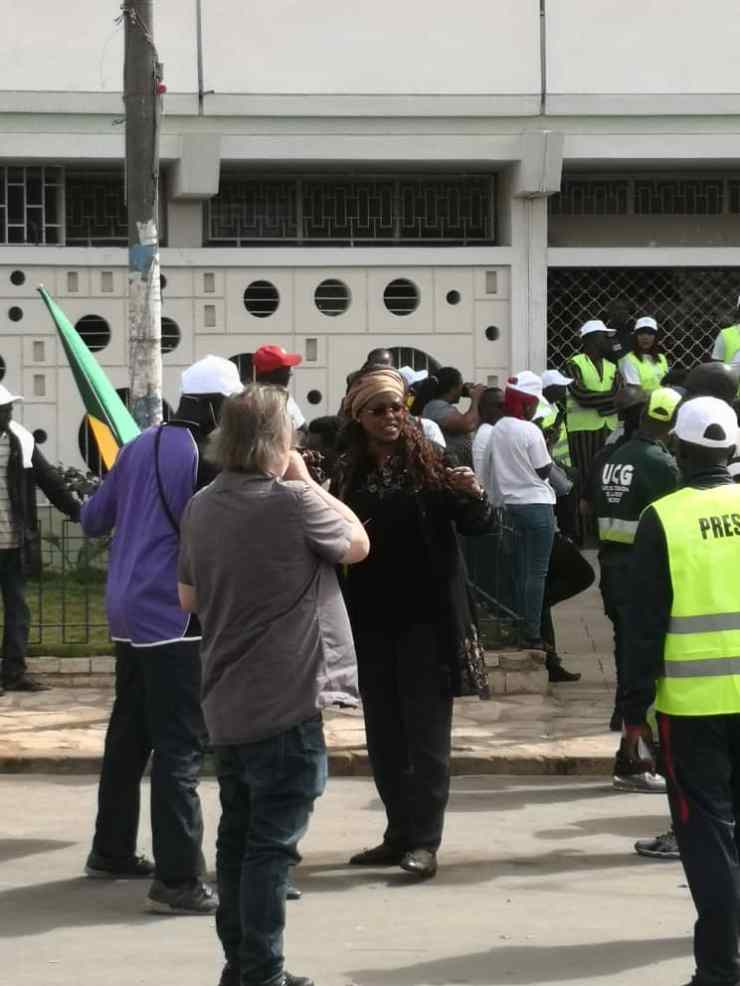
[646,386,682,423]
[634,316,658,334]
[181,355,244,397]
[542,369,573,389]
[398,365,428,388]
[507,370,543,398]
[253,345,302,375]
[673,396,738,448]
[579,319,616,338]
[0,385,23,406]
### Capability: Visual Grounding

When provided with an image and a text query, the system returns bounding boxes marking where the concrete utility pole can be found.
[122,0,163,428]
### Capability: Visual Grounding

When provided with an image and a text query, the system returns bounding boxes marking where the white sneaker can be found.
[613,772,666,794]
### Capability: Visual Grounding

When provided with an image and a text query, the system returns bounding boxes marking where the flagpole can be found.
[122,0,163,429]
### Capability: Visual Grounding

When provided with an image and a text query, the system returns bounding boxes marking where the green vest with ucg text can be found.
[652,484,740,716]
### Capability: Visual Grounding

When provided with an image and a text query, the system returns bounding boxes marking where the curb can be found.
[0,749,613,777]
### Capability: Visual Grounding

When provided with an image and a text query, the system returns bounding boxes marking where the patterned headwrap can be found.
[344,368,406,420]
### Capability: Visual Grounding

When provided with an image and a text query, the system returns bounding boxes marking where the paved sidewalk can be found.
[0,563,622,775]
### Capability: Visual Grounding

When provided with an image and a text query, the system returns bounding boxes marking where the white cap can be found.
[542,369,574,389]
[398,365,428,388]
[180,355,245,397]
[634,316,658,333]
[579,319,615,338]
[0,385,23,406]
[507,370,543,398]
[673,396,738,448]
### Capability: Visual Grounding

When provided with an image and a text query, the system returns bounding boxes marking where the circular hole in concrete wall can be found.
[307,389,323,405]
[8,306,23,323]
[160,273,168,291]
[243,280,279,318]
[314,279,351,316]
[161,317,180,354]
[485,325,500,342]
[32,428,47,445]
[446,289,461,305]
[10,270,25,286]
[383,278,419,316]
[75,314,111,352]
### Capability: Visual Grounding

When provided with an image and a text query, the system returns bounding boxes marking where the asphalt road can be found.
[2,775,693,986]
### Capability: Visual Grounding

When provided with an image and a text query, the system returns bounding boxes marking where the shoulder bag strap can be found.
[154,425,180,537]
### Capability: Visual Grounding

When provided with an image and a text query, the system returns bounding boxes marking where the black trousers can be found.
[91,640,207,884]
[659,712,740,986]
[599,558,630,712]
[0,548,30,685]
[354,623,453,852]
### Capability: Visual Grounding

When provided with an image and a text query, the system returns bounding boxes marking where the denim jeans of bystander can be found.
[507,503,556,641]
[214,717,327,986]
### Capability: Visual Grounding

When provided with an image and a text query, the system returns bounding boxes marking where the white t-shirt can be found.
[485,417,555,506]
[287,395,306,430]
[711,333,740,368]
[472,423,497,501]
[420,417,446,447]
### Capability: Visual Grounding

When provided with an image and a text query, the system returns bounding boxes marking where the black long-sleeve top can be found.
[621,464,734,726]
[566,357,620,415]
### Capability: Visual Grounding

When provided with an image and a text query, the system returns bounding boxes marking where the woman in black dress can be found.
[333,368,493,879]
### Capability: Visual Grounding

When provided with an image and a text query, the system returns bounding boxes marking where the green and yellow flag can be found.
[38,286,139,470]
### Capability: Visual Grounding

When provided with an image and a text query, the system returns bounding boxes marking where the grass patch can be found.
[23,575,112,656]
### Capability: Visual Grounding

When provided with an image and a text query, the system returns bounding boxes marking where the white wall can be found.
[548,0,740,95]
[201,0,540,95]
[1,0,197,93]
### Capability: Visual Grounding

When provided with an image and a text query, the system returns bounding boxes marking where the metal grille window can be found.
[549,179,630,216]
[206,175,495,245]
[387,347,440,374]
[634,179,724,215]
[65,172,127,246]
[0,166,63,244]
[547,268,740,371]
[551,175,740,217]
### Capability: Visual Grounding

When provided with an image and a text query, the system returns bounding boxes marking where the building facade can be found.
[1,0,740,471]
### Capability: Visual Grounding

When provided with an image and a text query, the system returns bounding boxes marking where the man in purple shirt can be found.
[81,355,243,915]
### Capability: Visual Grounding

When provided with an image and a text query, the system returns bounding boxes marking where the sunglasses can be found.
[364,401,405,417]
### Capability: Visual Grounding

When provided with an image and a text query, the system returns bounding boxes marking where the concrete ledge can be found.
[0,749,612,778]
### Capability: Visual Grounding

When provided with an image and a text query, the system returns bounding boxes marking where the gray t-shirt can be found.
[178,472,357,746]
[423,398,472,463]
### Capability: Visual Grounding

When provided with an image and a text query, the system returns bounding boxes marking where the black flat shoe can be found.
[286,881,302,900]
[3,675,48,692]
[349,843,405,866]
[547,663,582,683]
[400,849,437,879]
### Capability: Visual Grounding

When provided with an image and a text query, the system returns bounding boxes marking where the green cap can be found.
[647,386,682,423]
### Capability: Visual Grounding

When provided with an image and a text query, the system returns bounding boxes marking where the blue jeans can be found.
[507,504,556,640]
[214,718,327,986]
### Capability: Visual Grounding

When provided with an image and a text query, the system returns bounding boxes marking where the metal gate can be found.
[547,267,740,371]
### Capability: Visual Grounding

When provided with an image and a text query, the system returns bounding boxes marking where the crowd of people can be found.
[1,309,740,986]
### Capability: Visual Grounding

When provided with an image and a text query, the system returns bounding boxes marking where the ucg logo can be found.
[602,463,634,487]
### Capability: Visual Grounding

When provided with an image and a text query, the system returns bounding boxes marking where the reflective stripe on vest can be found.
[653,485,740,716]
[621,352,669,392]
[598,516,639,544]
[566,355,617,433]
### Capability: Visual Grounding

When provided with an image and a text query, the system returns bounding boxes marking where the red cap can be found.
[253,345,303,374]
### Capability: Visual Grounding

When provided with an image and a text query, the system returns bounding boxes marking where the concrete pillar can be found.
[509,195,548,373]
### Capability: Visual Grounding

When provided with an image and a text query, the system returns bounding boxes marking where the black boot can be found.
[546,656,581,683]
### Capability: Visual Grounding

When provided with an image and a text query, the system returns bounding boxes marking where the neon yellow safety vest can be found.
[541,408,571,467]
[717,325,740,364]
[620,352,669,392]
[566,355,617,433]
[652,484,740,717]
